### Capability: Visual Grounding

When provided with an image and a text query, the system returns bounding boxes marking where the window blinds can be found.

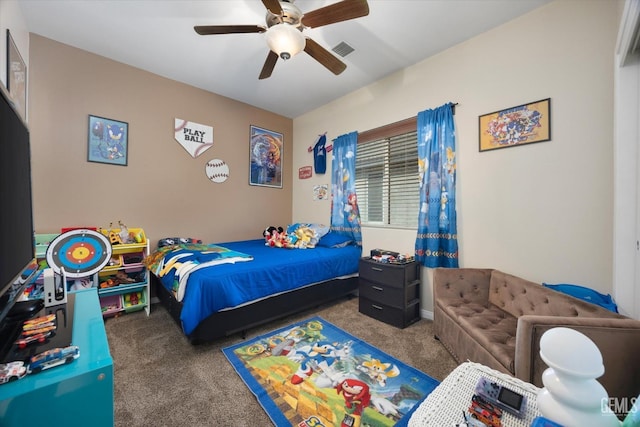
[355,130,419,228]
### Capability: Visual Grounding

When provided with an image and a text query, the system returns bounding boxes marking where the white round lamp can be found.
[536,327,621,426]
[265,23,305,60]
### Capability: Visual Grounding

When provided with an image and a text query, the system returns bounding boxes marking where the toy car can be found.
[15,331,52,348]
[27,345,80,374]
[468,394,503,427]
[22,313,55,330]
[0,361,27,384]
[21,324,56,337]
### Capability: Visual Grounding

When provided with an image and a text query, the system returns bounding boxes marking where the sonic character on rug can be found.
[336,378,370,427]
[289,340,351,387]
[356,358,400,387]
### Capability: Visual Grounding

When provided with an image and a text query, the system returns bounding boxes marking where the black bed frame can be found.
[151,273,359,344]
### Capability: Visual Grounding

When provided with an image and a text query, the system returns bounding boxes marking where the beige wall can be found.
[293,0,620,314]
[10,0,628,316]
[28,35,293,244]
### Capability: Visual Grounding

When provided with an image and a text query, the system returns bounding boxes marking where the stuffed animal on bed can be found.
[282,224,317,249]
[290,226,315,249]
[263,226,285,248]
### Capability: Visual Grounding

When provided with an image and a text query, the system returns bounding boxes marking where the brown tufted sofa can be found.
[433,268,640,403]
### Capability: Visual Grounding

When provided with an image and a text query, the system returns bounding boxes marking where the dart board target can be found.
[46,229,112,278]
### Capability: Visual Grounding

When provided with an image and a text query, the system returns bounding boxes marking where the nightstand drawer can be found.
[359,259,418,288]
[359,279,419,308]
[359,297,420,329]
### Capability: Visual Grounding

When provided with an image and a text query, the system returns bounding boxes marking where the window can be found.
[356,118,419,229]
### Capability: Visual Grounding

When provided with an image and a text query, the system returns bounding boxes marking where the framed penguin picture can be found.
[249,125,283,188]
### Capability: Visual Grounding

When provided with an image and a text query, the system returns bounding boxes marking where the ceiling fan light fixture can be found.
[265,23,305,60]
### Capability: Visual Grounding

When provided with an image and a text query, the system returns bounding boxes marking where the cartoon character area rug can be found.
[222,316,439,427]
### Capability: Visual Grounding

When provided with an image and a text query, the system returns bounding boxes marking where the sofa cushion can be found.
[488,270,622,320]
[433,268,493,307]
[439,300,518,372]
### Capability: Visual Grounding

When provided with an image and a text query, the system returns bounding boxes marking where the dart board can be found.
[46,229,112,278]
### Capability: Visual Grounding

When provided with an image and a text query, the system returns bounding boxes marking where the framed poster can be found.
[87,115,129,166]
[6,29,27,121]
[249,125,283,188]
[479,98,551,152]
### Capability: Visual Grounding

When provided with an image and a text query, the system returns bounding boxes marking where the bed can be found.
[147,237,361,344]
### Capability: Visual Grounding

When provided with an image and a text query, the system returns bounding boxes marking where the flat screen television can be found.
[0,83,38,327]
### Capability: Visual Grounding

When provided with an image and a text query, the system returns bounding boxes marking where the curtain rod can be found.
[451,102,459,115]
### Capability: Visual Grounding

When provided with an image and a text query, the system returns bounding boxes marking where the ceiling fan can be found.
[194,0,369,79]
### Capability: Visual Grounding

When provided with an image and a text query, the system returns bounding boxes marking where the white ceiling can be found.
[20,0,551,118]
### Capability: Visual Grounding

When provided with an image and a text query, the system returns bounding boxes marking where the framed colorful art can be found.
[249,125,283,188]
[87,115,129,166]
[479,98,551,152]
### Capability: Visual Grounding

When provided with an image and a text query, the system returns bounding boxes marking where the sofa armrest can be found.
[433,268,494,307]
[515,315,640,401]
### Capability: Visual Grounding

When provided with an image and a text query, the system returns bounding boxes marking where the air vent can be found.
[332,41,354,58]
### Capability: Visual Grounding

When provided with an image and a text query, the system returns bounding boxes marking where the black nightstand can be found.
[358,257,420,328]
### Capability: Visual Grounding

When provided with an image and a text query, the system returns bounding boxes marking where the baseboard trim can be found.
[420,308,434,320]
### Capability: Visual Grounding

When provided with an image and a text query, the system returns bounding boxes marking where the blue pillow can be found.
[543,283,618,313]
[307,224,330,245]
[317,232,353,248]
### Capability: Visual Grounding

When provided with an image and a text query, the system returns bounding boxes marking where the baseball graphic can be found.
[206,158,230,183]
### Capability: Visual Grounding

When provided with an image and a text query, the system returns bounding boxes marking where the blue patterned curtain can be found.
[330,131,362,246]
[415,103,458,267]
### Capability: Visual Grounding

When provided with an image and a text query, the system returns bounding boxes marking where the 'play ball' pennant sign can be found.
[174,118,214,158]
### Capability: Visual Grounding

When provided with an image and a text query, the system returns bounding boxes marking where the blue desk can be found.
[0,288,114,426]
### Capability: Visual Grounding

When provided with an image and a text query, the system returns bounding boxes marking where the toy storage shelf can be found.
[34,233,59,265]
[98,281,147,296]
[97,227,150,317]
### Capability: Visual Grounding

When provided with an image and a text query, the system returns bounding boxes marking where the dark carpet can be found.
[104,297,458,426]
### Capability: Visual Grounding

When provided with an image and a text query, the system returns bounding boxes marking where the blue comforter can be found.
[154,239,362,335]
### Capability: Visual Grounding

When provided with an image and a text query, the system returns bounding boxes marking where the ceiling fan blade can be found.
[259,51,279,80]
[194,25,266,35]
[302,0,369,29]
[261,0,283,15]
[304,37,346,75]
